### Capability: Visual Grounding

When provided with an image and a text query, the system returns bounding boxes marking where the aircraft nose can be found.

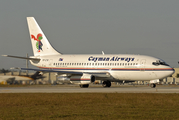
[168,68,175,77]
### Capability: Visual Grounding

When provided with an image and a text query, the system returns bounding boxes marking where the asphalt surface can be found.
[0,85,179,93]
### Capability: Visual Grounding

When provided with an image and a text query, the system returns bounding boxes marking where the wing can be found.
[21,68,111,78]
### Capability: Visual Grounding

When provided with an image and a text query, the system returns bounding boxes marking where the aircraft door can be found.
[48,59,53,69]
[140,59,146,71]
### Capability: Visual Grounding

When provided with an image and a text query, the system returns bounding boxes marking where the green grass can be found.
[0,93,179,120]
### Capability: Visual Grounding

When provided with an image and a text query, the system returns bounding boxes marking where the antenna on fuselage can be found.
[102,51,105,55]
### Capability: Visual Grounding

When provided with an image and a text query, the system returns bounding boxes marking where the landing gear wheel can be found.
[80,84,89,88]
[150,84,156,88]
[106,81,111,87]
[102,81,107,87]
[102,81,111,87]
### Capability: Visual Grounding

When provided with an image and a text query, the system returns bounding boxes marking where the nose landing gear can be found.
[80,84,89,88]
[150,84,156,88]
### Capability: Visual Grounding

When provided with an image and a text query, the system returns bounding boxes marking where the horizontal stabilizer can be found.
[2,55,40,61]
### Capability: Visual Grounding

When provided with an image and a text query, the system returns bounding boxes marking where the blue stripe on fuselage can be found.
[38,67,174,72]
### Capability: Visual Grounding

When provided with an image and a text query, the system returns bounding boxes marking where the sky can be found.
[0,0,179,69]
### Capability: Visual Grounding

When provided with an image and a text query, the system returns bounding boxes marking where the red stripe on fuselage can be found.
[38,66,173,71]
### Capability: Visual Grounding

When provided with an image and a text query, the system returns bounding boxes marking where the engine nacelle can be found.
[70,74,95,85]
[57,74,71,84]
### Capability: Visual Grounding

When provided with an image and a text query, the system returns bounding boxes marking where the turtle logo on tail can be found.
[31,33,43,52]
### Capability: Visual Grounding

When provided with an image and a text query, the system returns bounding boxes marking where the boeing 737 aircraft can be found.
[3,17,174,88]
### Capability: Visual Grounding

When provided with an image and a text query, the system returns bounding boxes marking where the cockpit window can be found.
[152,60,169,66]
[152,62,159,66]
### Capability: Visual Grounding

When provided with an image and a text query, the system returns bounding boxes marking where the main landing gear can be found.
[80,84,89,88]
[102,81,111,87]
[150,84,156,88]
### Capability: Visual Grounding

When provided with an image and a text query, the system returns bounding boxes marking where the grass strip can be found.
[0,93,179,120]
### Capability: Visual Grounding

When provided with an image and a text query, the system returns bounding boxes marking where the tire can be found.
[80,84,89,88]
[102,81,111,87]
[106,81,111,87]
[150,84,156,88]
[102,81,107,87]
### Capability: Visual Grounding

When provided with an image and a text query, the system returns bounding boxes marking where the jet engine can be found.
[57,74,95,85]
[70,74,95,85]
[57,74,71,84]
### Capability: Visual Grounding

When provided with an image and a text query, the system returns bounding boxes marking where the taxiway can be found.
[0,85,179,93]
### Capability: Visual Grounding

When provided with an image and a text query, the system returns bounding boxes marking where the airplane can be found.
[0,68,10,75]
[0,71,44,84]
[2,17,175,88]
[0,76,15,84]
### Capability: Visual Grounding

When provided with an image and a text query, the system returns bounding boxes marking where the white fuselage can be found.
[3,17,175,87]
[30,54,174,82]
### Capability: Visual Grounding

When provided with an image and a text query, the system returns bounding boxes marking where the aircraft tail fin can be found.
[27,17,61,56]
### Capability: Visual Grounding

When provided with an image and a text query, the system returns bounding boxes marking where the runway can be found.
[0,85,179,93]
